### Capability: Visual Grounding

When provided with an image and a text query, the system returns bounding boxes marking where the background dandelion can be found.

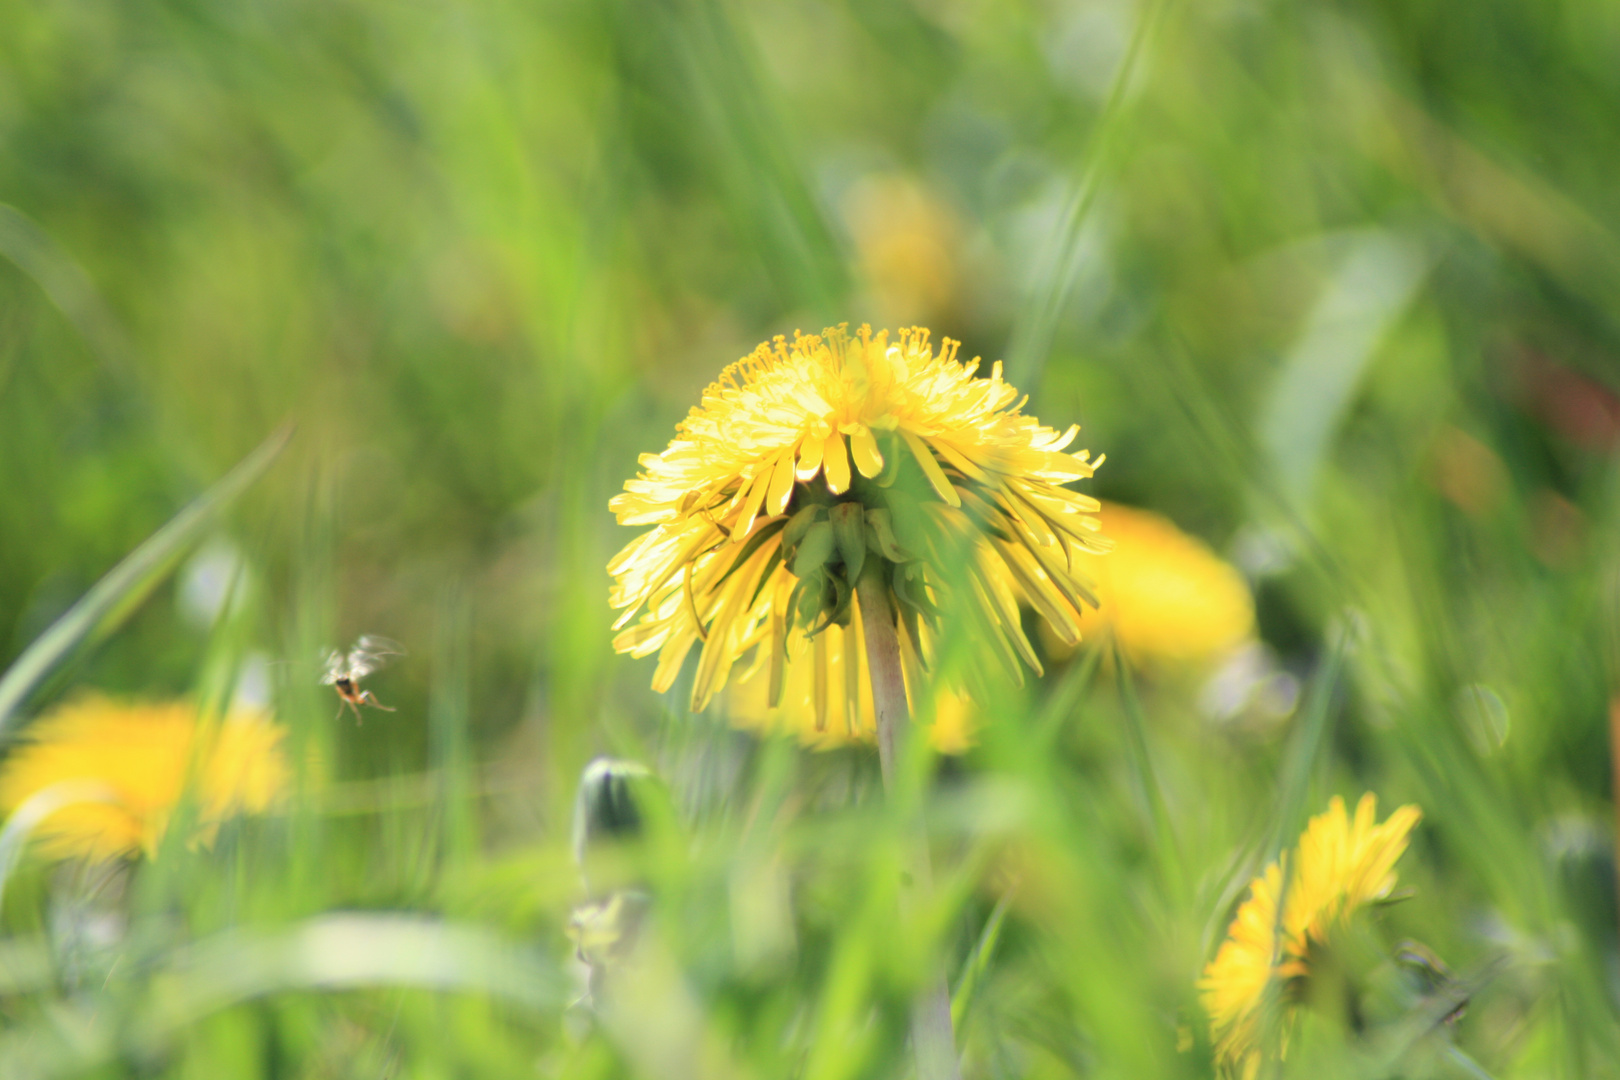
[1,0,1618,1077]
[1200,794,1422,1075]
[0,696,288,862]
[1068,501,1253,666]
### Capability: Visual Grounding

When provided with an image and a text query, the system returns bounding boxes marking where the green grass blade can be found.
[1265,630,1347,863]
[0,203,133,378]
[1113,640,1181,889]
[1258,231,1430,509]
[1033,643,1103,750]
[950,887,1013,1029]
[0,425,292,734]
[654,0,847,316]
[1004,0,1172,389]
[0,780,117,915]
[0,915,567,1080]
[149,914,567,1019]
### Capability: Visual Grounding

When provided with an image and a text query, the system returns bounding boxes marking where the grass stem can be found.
[857,565,961,1080]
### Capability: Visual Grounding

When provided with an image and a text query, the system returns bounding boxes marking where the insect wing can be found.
[319,648,347,685]
[346,635,405,679]
[354,634,405,658]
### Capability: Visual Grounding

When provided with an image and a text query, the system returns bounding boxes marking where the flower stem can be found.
[856,566,961,1080]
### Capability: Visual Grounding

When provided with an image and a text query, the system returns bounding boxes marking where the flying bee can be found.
[320,634,405,722]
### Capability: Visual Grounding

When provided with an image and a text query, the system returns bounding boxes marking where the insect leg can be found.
[360,691,397,712]
[336,696,365,725]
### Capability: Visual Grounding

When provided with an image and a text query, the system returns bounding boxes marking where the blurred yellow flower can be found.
[1200,794,1421,1076]
[0,696,290,862]
[1069,502,1253,665]
[844,175,961,324]
[609,324,1106,724]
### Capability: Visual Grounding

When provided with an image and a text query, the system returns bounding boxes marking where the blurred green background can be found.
[3,0,1620,1075]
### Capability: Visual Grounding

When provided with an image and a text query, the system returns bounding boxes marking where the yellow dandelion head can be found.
[1199,794,1420,1076]
[1283,794,1423,955]
[609,325,1106,729]
[1199,861,1298,1076]
[1070,502,1254,665]
[0,696,290,862]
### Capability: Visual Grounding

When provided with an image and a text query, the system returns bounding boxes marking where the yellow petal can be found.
[845,424,884,479]
[901,430,960,507]
[733,470,771,541]
[767,450,797,517]
[824,433,851,494]
[795,432,825,481]
[926,436,987,482]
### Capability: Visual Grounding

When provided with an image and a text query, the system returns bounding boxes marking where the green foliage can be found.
[3,0,1620,1075]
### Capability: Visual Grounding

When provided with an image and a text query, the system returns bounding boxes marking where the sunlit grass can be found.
[2,0,1619,1076]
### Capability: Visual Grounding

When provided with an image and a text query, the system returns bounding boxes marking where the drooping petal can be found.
[795,430,825,481]
[902,429,960,507]
[823,432,851,494]
[766,449,798,517]
[845,424,884,479]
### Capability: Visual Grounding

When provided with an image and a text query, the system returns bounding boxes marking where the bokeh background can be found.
[3,0,1620,1075]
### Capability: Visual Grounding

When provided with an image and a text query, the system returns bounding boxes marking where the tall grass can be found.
[2,0,1619,1076]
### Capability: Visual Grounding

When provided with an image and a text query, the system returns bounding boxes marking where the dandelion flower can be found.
[1062,502,1253,665]
[608,325,1107,724]
[0,696,290,861]
[1200,794,1421,1076]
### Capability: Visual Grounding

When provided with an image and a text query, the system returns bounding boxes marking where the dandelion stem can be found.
[856,565,961,1080]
